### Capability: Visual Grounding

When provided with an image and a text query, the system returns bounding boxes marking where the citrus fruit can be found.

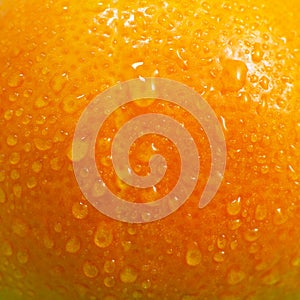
[0,0,300,299]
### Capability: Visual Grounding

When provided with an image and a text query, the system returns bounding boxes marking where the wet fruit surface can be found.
[0,0,300,299]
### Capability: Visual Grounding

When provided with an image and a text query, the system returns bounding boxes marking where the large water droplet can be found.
[244,228,260,242]
[226,196,241,215]
[9,152,20,165]
[251,43,264,62]
[213,251,225,263]
[8,72,24,88]
[50,73,68,93]
[7,134,18,146]
[221,59,248,92]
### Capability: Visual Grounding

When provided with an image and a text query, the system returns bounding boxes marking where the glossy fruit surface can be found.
[0,0,300,299]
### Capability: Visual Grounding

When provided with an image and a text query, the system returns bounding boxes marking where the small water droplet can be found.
[273,207,288,225]
[94,222,113,248]
[0,187,6,203]
[104,259,116,274]
[10,169,20,180]
[83,261,99,278]
[13,184,22,198]
[230,240,238,250]
[221,59,248,92]
[8,72,24,88]
[7,134,18,146]
[26,176,37,189]
[255,204,267,220]
[244,228,260,242]
[12,218,29,237]
[32,161,42,173]
[1,240,13,256]
[33,138,52,151]
[120,266,138,283]
[17,249,29,264]
[9,152,20,165]
[217,235,227,249]
[251,43,264,62]
[50,157,63,171]
[142,279,151,289]
[50,73,68,93]
[65,236,81,253]
[248,242,260,254]
[226,196,241,215]
[213,251,225,263]
[43,234,54,249]
[228,219,242,230]
[259,76,269,90]
[186,243,202,266]
[72,201,88,219]
[227,268,246,285]
[104,276,115,288]
[4,109,13,120]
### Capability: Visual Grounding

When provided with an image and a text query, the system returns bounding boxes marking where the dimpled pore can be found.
[0,0,300,299]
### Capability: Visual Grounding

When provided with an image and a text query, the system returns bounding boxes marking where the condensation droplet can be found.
[228,219,242,230]
[83,261,99,278]
[261,269,280,285]
[94,222,113,248]
[244,228,260,242]
[273,208,288,225]
[0,187,6,203]
[213,251,225,263]
[13,184,22,198]
[221,59,248,92]
[259,76,269,90]
[120,266,138,283]
[12,218,29,237]
[226,197,241,215]
[4,109,13,120]
[34,138,52,151]
[255,204,267,221]
[10,169,20,180]
[72,201,88,219]
[217,235,227,249]
[104,276,115,288]
[7,134,18,146]
[43,234,54,249]
[227,268,246,285]
[104,259,116,274]
[67,140,88,162]
[142,279,151,289]
[251,43,264,62]
[1,240,13,256]
[50,73,68,93]
[9,152,20,165]
[65,236,81,253]
[230,240,238,250]
[8,72,24,88]
[17,249,29,264]
[248,242,260,254]
[32,161,42,173]
[26,176,37,189]
[291,256,300,267]
[186,243,202,266]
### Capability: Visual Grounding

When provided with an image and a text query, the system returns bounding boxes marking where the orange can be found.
[0,0,300,299]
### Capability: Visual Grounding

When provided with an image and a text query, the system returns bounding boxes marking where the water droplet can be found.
[250,133,258,143]
[248,242,260,254]
[291,255,300,267]
[244,228,260,242]
[213,251,225,263]
[83,261,99,278]
[273,207,288,225]
[104,276,115,288]
[43,234,54,249]
[67,140,88,162]
[54,222,62,233]
[104,259,116,274]
[9,152,20,165]
[221,59,248,92]
[0,187,6,203]
[26,176,37,189]
[12,218,29,237]
[217,235,227,249]
[255,204,267,220]
[17,249,29,264]
[226,196,241,215]
[260,165,269,174]
[186,243,202,266]
[261,269,280,285]
[8,72,24,88]
[72,201,88,219]
[50,73,68,93]
[227,268,246,285]
[120,266,138,283]
[259,76,269,90]
[32,161,42,173]
[122,240,132,252]
[13,184,22,198]
[92,180,106,198]
[7,134,18,146]
[4,109,13,120]
[142,279,151,289]
[228,219,242,230]
[33,138,52,151]
[127,226,137,235]
[94,222,113,248]
[34,96,49,108]
[50,157,63,171]
[65,236,81,253]
[10,169,20,180]
[230,240,238,250]
[251,43,264,62]
[1,240,13,256]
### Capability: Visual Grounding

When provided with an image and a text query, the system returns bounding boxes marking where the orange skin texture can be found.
[0,0,300,299]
